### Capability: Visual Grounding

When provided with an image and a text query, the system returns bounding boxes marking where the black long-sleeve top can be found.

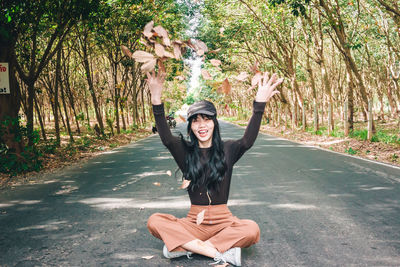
[153,101,266,205]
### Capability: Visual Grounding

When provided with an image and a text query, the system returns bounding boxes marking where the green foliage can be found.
[0,116,42,175]
[269,0,311,16]
[40,139,59,154]
[76,136,92,150]
[345,147,357,155]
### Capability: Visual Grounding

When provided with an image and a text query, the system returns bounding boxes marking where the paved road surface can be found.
[1,121,400,266]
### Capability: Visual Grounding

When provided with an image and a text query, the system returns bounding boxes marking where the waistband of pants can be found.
[187,204,233,224]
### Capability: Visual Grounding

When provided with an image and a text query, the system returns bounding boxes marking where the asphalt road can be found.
[1,121,400,266]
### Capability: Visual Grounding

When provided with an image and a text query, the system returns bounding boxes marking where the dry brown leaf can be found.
[163,51,175,58]
[154,25,168,39]
[179,114,186,122]
[153,182,161,186]
[250,61,260,73]
[175,75,185,81]
[251,72,262,87]
[185,39,196,50]
[166,170,172,176]
[143,21,154,38]
[220,78,231,94]
[139,37,150,48]
[141,58,157,72]
[121,45,132,58]
[210,59,222,67]
[201,69,212,80]
[236,72,249,81]
[173,43,182,60]
[180,179,190,189]
[209,48,221,54]
[197,49,205,56]
[141,255,154,260]
[132,51,155,63]
[196,209,206,225]
[154,43,165,57]
[163,36,171,47]
[195,39,208,52]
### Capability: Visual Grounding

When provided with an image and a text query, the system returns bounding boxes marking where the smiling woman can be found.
[145,69,283,266]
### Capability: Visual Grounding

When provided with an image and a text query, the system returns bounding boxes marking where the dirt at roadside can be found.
[257,123,400,168]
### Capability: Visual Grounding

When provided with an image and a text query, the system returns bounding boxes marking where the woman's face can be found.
[190,114,215,148]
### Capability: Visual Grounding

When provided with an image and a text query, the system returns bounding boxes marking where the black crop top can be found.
[153,101,266,205]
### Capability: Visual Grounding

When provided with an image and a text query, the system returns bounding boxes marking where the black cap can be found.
[187,100,217,120]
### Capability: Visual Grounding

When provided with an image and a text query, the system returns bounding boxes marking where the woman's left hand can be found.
[255,72,284,102]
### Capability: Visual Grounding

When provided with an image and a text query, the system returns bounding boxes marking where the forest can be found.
[0,0,399,176]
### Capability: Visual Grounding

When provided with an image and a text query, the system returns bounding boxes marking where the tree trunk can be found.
[81,32,104,135]
[34,93,47,141]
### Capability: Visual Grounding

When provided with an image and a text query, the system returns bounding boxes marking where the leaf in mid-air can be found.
[120,45,132,58]
[210,59,222,67]
[132,51,155,63]
[141,58,157,72]
[201,69,212,80]
[196,210,206,225]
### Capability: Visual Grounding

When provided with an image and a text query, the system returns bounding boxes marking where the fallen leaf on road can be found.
[166,170,172,176]
[196,209,206,225]
[153,182,161,186]
[141,255,154,260]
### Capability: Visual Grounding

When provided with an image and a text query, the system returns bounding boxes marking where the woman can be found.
[146,70,283,266]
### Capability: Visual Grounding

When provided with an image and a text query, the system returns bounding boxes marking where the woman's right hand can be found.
[146,70,166,105]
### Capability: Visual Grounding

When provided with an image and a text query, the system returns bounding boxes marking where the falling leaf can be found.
[250,61,260,73]
[154,43,165,57]
[196,209,206,225]
[141,255,154,260]
[166,170,172,176]
[220,78,231,94]
[141,58,157,72]
[179,114,186,122]
[173,43,182,60]
[180,179,190,189]
[139,37,150,47]
[154,25,168,39]
[153,182,161,186]
[201,69,212,80]
[235,72,249,81]
[185,39,197,50]
[175,75,185,81]
[197,49,205,56]
[195,39,208,52]
[209,48,221,54]
[210,59,222,67]
[132,51,155,63]
[143,21,154,38]
[163,36,171,47]
[121,45,132,58]
[251,72,263,87]
[163,51,175,58]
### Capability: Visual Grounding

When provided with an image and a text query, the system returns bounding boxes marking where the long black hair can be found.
[179,114,227,192]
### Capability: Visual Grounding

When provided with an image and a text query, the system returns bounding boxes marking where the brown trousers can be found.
[147,204,260,253]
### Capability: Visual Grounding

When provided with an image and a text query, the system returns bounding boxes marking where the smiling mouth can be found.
[198,129,208,137]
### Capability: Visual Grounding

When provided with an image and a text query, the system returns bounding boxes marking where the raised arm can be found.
[230,72,283,163]
[147,71,186,171]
